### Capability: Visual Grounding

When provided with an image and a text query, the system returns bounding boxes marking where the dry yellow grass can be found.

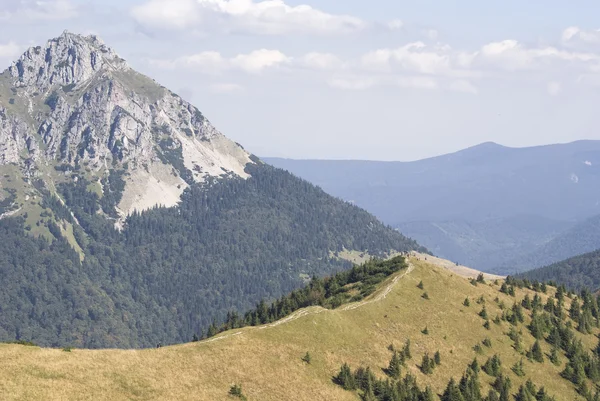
[0,256,593,400]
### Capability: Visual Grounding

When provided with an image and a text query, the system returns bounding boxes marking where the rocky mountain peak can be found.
[8,30,129,92]
[0,32,253,220]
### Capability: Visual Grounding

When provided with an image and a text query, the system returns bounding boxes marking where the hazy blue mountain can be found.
[266,141,600,223]
[499,214,600,274]
[266,141,600,272]
[398,215,573,272]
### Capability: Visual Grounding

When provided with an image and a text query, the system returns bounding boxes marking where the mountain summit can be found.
[1,31,251,219]
[0,33,423,348]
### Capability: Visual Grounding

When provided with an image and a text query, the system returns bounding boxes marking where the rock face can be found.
[0,31,252,216]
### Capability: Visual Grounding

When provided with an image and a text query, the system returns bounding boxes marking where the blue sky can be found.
[1,0,600,160]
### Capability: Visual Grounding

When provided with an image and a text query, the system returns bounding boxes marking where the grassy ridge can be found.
[0,256,596,400]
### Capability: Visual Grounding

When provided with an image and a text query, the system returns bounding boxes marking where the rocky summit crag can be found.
[0,31,251,222]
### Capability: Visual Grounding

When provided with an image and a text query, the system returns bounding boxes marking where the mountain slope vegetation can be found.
[1,255,598,401]
[521,249,600,291]
[0,32,425,348]
[0,162,424,349]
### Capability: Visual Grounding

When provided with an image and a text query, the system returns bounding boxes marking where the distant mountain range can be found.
[266,140,600,273]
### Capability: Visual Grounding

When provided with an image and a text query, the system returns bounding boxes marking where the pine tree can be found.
[485,390,500,401]
[570,298,581,321]
[464,297,471,307]
[403,339,412,360]
[511,359,525,377]
[422,292,430,300]
[483,355,502,377]
[459,368,482,401]
[522,294,532,310]
[515,384,536,401]
[492,375,512,401]
[421,386,435,401]
[549,347,561,366]
[470,358,480,373]
[479,307,488,320]
[530,341,544,363]
[441,378,465,401]
[335,363,356,390]
[229,384,247,400]
[422,326,429,335]
[302,352,311,364]
[417,280,424,289]
[434,351,442,365]
[421,353,435,375]
[386,351,402,378]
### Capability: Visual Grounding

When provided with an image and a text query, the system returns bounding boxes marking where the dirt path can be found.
[411,252,505,280]
[0,207,21,220]
[202,260,416,344]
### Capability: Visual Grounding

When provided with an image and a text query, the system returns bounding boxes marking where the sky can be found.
[1,1,600,161]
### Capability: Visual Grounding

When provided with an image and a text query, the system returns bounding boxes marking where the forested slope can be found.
[0,163,424,348]
[521,249,600,291]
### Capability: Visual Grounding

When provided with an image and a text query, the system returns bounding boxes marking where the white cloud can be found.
[131,0,365,36]
[231,49,290,73]
[0,0,78,21]
[300,52,344,71]
[478,39,599,71]
[360,42,475,78]
[151,49,290,74]
[547,81,561,96]
[562,26,600,47]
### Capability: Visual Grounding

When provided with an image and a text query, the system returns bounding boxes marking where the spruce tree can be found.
[549,347,561,366]
[441,378,465,401]
[434,351,441,365]
[485,390,500,401]
[511,359,525,377]
[483,355,502,377]
[530,341,544,363]
[570,298,581,321]
[386,351,402,378]
[403,339,412,360]
[421,386,435,401]
[335,363,356,390]
[421,353,435,375]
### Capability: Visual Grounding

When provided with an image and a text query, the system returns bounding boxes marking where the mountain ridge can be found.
[265,140,600,272]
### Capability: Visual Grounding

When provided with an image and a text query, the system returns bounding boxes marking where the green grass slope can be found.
[1,255,597,400]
